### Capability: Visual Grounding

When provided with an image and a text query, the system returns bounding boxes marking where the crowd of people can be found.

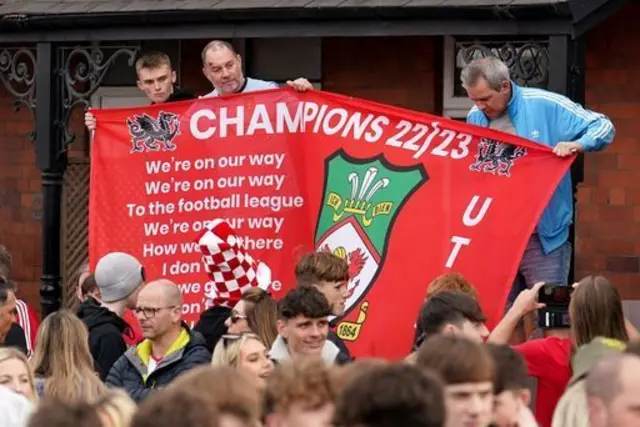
[0,39,631,427]
[2,244,639,427]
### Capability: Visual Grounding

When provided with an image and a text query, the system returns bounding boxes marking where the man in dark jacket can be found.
[106,279,211,402]
[269,287,351,366]
[78,252,145,380]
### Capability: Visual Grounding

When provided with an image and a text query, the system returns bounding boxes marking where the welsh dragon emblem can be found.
[469,138,527,177]
[126,111,181,154]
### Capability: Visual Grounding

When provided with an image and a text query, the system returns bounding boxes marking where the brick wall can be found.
[577,3,640,298]
[322,37,441,113]
[0,85,42,312]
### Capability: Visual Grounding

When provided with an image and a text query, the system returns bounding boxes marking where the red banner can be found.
[89,88,572,359]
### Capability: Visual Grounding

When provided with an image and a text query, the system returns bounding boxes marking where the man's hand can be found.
[286,78,314,92]
[511,281,546,317]
[553,142,583,157]
[85,111,97,132]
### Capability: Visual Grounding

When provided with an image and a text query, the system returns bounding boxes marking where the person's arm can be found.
[489,282,545,345]
[549,94,615,156]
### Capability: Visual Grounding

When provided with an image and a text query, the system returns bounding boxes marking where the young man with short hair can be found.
[415,291,489,349]
[269,286,350,365]
[78,252,146,380]
[85,51,194,130]
[200,40,312,97]
[486,343,537,427]
[417,334,495,427]
[411,273,479,352]
[264,357,340,427]
[295,251,351,358]
[170,365,262,427]
[334,363,446,427]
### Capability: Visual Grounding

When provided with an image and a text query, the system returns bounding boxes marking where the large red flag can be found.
[89,88,573,359]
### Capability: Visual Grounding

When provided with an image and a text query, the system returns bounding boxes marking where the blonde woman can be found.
[212,332,274,390]
[94,388,137,427]
[0,347,37,402]
[31,309,106,402]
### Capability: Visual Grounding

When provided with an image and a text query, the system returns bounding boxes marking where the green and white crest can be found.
[314,150,428,326]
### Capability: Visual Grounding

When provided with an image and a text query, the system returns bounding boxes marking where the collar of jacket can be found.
[269,334,340,364]
[125,327,191,382]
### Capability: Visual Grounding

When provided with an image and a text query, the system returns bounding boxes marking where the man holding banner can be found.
[85,51,195,131]
[199,40,313,97]
[462,57,615,338]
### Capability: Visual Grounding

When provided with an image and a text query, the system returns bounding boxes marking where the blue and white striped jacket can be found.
[467,82,615,254]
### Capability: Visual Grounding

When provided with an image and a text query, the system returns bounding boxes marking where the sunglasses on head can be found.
[221,332,259,348]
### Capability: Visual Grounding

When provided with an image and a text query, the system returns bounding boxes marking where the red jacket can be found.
[15,300,39,355]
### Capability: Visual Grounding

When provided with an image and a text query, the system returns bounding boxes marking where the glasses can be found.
[133,306,177,319]
[229,312,247,324]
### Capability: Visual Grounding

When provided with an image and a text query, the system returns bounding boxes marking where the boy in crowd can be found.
[417,335,495,427]
[270,287,350,365]
[415,291,489,349]
[486,343,537,427]
[295,252,351,358]
[334,362,446,427]
[264,357,340,427]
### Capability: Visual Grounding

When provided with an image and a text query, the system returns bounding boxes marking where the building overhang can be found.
[0,0,625,41]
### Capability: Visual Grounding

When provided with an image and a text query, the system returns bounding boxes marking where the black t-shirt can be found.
[2,323,28,354]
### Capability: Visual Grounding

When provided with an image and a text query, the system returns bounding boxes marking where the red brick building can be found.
[0,0,636,320]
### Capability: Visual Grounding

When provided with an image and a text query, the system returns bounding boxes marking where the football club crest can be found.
[314,150,427,341]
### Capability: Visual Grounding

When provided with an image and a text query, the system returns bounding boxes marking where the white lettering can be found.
[190,109,216,139]
[463,196,493,227]
[445,236,471,268]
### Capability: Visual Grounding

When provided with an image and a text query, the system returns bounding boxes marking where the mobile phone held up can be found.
[537,284,573,329]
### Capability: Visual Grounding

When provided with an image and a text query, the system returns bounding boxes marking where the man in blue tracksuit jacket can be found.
[462,57,614,332]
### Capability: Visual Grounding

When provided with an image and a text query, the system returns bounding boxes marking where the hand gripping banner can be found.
[89,88,574,360]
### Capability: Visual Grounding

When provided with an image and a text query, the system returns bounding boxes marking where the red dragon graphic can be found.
[319,245,368,297]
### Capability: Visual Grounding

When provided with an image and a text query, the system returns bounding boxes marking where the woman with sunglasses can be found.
[225,288,279,348]
[212,332,274,391]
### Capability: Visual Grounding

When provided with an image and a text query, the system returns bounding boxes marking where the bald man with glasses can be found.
[106,279,211,402]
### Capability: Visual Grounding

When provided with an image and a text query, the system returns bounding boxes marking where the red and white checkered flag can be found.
[196,219,271,307]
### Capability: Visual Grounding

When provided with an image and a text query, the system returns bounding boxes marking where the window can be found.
[248,38,322,88]
[90,87,148,109]
[443,36,550,119]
